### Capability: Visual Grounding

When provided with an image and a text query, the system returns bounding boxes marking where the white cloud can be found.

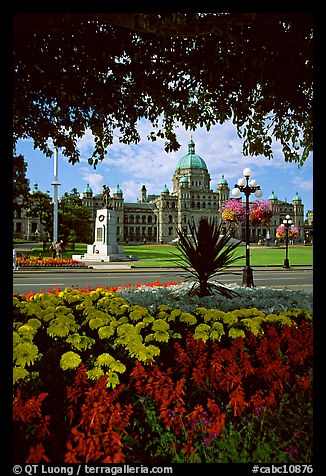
[49,118,312,208]
[291,175,313,192]
[79,167,104,194]
[76,129,95,156]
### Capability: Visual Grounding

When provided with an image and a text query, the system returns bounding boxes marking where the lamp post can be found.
[232,168,263,287]
[283,215,293,269]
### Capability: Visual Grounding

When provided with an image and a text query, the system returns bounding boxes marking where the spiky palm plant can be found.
[174,217,244,298]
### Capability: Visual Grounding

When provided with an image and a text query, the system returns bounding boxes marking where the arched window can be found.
[197,202,200,209]
[129,215,134,224]
[148,215,153,224]
[169,215,173,223]
[142,215,146,224]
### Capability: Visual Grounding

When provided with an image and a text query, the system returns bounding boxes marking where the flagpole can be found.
[52,145,60,243]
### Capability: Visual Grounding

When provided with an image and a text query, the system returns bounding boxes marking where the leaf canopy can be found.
[13,12,313,166]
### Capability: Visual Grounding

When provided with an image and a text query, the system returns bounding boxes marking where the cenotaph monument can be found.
[78,185,129,262]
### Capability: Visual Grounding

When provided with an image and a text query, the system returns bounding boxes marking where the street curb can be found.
[14,265,313,275]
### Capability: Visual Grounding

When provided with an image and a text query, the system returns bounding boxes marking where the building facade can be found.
[13,182,47,241]
[82,139,231,244]
[81,139,307,244]
[13,139,309,244]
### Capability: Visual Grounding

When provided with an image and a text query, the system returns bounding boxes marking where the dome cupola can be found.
[83,183,93,198]
[292,192,302,202]
[268,191,278,201]
[113,184,123,197]
[175,138,208,171]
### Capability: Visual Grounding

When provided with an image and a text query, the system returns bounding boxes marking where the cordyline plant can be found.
[174,218,244,298]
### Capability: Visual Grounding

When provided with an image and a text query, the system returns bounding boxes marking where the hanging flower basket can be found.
[276,224,299,240]
[249,200,273,227]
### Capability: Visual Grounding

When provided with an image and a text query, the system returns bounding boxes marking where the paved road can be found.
[13,267,313,294]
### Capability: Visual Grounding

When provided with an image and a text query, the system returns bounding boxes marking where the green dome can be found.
[84,183,93,194]
[268,191,278,200]
[179,176,189,183]
[162,184,169,193]
[176,139,208,171]
[218,174,228,185]
[293,192,302,201]
[114,184,123,196]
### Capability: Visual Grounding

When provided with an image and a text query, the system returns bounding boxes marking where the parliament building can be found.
[13,139,311,244]
[81,138,307,245]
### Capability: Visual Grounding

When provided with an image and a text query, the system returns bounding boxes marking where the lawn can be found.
[27,242,313,267]
[123,244,313,267]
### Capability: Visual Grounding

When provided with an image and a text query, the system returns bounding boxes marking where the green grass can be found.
[123,244,313,267]
[24,243,87,260]
[27,243,313,267]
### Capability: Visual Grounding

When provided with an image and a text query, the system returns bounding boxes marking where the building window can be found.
[130,215,134,224]
[197,202,200,209]
[148,215,153,224]
[191,201,195,208]
[142,215,146,224]
[169,227,173,235]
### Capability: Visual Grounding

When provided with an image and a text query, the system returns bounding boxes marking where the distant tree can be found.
[27,191,53,240]
[13,155,30,213]
[58,188,92,243]
[13,12,313,167]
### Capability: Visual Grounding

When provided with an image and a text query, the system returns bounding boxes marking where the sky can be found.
[15,119,313,213]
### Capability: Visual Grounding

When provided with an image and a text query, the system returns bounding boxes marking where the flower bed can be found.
[13,285,313,464]
[16,257,89,268]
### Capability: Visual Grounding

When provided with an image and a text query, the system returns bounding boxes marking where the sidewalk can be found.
[14,263,313,274]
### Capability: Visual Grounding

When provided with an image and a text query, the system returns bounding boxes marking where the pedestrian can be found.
[55,240,63,258]
[51,241,57,258]
[13,248,18,270]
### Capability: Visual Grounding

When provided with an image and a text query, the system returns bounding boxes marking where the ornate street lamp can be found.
[283,215,293,269]
[232,168,263,287]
